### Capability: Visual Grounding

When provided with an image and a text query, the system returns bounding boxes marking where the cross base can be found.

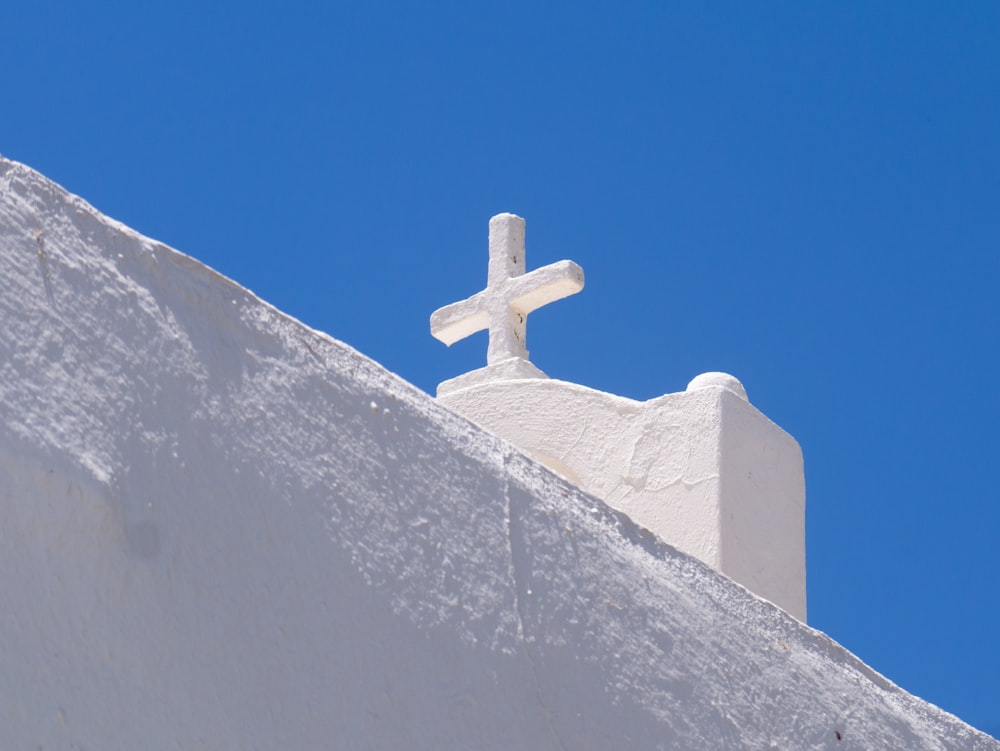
[436,357,548,397]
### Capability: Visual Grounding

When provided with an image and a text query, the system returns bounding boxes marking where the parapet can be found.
[432,214,806,621]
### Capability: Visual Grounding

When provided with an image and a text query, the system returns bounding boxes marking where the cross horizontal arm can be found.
[509,260,585,315]
[430,292,490,346]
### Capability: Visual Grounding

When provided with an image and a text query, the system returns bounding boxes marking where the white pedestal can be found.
[437,371,807,622]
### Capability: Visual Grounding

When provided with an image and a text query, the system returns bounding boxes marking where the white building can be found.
[0,155,994,749]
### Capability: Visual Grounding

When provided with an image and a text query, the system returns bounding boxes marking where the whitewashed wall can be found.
[0,156,994,750]
[438,373,807,621]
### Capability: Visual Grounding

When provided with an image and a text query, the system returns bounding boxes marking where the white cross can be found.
[431,213,584,365]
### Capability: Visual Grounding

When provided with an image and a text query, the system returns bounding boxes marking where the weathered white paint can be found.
[1,156,995,749]
[431,213,583,394]
[687,370,748,401]
[437,372,807,621]
[431,216,805,620]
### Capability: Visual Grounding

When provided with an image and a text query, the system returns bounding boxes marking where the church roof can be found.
[1,155,993,749]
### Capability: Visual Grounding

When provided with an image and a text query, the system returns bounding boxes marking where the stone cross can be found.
[431,213,584,365]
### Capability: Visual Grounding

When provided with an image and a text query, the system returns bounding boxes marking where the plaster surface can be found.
[437,374,807,621]
[1,155,994,749]
[431,212,583,371]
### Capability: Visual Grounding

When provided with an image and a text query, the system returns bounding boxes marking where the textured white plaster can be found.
[438,354,547,395]
[437,375,807,621]
[1,156,995,749]
[431,212,583,368]
[687,370,749,401]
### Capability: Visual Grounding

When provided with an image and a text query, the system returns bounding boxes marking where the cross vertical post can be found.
[486,214,528,363]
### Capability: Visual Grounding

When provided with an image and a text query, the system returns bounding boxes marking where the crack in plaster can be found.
[647,474,720,493]
[503,451,569,751]
[34,228,56,306]
[561,419,590,462]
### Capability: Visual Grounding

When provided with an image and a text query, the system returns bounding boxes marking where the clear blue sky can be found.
[4,1,998,737]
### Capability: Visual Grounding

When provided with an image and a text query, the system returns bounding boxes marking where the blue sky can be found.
[4,1,998,737]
